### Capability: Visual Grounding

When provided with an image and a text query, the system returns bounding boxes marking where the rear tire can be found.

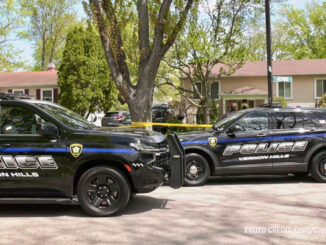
[184,153,210,186]
[310,152,326,183]
[77,166,130,216]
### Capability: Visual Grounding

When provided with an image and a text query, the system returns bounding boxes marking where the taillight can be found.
[102,117,107,121]
[114,115,123,120]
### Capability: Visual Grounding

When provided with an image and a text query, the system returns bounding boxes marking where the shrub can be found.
[318,94,326,108]
[273,96,287,107]
[196,100,219,124]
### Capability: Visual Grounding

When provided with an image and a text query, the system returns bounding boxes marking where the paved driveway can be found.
[0,175,326,245]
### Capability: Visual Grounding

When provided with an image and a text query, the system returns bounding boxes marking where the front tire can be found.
[77,166,130,216]
[310,152,326,183]
[184,153,210,186]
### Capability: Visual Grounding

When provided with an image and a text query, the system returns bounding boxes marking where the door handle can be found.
[257,133,267,137]
[0,143,11,147]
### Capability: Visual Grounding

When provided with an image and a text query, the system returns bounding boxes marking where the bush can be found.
[273,96,287,107]
[196,100,219,124]
[165,118,193,134]
[318,94,326,107]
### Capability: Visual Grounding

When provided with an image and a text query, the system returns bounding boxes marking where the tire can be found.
[77,166,130,217]
[310,152,326,183]
[184,153,210,186]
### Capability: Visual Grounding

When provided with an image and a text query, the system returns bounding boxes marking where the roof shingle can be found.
[211,59,326,77]
[0,70,57,87]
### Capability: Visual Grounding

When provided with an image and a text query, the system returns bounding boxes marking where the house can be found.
[180,59,326,123]
[0,63,59,102]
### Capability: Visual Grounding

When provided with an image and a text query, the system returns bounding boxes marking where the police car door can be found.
[219,111,273,174]
[0,104,67,196]
[271,110,313,173]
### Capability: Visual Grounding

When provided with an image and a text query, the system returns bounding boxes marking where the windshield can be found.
[36,103,95,130]
[214,110,246,129]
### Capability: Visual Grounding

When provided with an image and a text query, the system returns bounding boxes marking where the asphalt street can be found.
[0,175,326,245]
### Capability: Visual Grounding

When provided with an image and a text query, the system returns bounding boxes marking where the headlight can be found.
[130,140,159,152]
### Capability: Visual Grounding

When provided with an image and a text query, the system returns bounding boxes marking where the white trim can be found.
[276,81,292,99]
[314,78,326,99]
[41,88,54,102]
[12,89,25,95]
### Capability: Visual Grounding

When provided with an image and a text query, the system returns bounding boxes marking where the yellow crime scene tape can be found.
[119,122,213,128]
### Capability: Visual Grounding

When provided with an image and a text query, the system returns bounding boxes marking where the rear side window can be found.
[272,111,314,129]
[105,112,118,118]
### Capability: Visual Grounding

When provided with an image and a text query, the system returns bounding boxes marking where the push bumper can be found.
[132,133,185,193]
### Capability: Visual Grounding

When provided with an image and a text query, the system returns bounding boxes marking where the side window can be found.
[272,112,305,129]
[234,112,269,132]
[0,105,46,135]
[311,112,326,128]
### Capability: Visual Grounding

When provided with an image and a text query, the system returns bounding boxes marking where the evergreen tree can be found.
[58,26,117,117]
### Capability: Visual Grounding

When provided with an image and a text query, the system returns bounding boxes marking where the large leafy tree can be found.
[20,0,78,71]
[83,0,196,123]
[163,0,261,124]
[276,2,326,59]
[58,26,117,117]
[0,0,26,71]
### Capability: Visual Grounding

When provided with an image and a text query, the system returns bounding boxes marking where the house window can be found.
[211,82,220,99]
[193,82,202,99]
[12,89,24,96]
[41,89,53,102]
[315,79,326,98]
[193,81,220,99]
[277,82,292,99]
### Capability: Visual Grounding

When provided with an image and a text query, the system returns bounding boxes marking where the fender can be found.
[305,143,326,164]
[184,145,219,175]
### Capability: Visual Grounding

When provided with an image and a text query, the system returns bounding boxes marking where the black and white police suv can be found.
[179,103,326,186]
[0,93,184,216]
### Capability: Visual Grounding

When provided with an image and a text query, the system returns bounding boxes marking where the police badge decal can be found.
[70,143,83,158]
[208,137,218,147]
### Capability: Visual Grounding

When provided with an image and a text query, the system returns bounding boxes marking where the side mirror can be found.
[226,124,241,136]
[37,123,59,137]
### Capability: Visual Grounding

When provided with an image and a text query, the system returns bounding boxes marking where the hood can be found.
[178,130,214,142]
[78,127,165,143]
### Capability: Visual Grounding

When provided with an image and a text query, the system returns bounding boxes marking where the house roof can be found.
[224,86,267,95]
[210,59,326,77]
[0,70,58,88]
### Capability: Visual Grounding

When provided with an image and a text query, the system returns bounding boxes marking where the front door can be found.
[218,111,273,175]
[0,104,68,197]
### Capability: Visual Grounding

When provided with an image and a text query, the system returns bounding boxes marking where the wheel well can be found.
[73,160,134,195]
[308,148,326,171]
[185,149,215,175]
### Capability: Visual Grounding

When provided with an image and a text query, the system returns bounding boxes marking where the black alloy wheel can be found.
[184,153,210,186]
[77,167,130,216]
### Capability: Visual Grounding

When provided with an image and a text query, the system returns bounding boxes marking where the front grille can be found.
[154,152,169,169]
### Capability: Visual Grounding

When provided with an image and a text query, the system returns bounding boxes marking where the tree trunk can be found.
[41,33,46,71]
[203,101,210,124]
[128,82,154,123]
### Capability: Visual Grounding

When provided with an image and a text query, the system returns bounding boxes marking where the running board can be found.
[0,197,79,205]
